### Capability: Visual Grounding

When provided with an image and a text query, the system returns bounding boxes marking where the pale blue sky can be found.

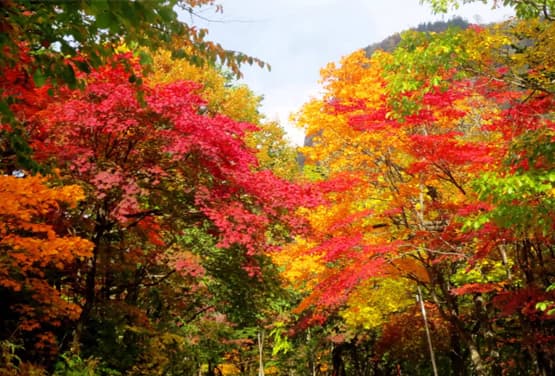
[191,1,513,144]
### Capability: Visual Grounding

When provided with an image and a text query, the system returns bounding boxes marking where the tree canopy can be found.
[2,0,555,375]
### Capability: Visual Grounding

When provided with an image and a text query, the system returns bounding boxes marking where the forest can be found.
[1,0,555,375]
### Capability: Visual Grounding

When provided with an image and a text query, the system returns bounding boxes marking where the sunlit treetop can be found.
[26,54,314,256]
[288,22,534,324]
[149,48,262,124]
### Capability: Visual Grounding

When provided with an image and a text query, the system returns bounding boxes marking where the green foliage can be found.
[364,16,470,56]
[471,170,555,234]
[269,322,293,356]
[53,353,106,376]
[0,340,23,376]
[302,164,329,181]
[536,285,555,315]
[0,0,266,86]
[384,27,470,98]
[2,126,41,172]
[422,0,555,19]
[0,340,48,375]
[451,259,514,285]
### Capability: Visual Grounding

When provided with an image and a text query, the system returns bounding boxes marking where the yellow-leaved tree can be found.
[283,22,553,374]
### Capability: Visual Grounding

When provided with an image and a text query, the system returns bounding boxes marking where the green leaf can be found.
[0,99,14,122]
[138,51,153,66]
[33,69,46,87]
[172,48,188,59]
[89,0,109,12]
[95,11,115,29]
[157,6,176,23]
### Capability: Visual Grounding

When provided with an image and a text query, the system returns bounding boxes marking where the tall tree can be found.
[290,21,555,374]
[19,53,313,372]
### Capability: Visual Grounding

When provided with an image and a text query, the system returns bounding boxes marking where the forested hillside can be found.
[1,1,555,375]
[364,16,469,56]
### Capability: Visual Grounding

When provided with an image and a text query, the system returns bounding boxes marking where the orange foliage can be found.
[0,174,93,350]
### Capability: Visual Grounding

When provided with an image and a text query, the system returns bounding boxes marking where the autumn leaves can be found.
[284,19,555,374]
[2,0,555,373]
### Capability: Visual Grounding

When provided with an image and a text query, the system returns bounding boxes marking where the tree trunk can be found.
[418,286,438,376]
[468,341,487,376]
[207,361,215,376]
[258,330,265,376]
[430,283,488,376]
[449,331,466,376]
[71,243,99,354]
[332,343,346,376]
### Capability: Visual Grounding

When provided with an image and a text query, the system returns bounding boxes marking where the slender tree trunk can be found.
[71,244,99,354]
[307,329,317,376]
[417,286,438,376]
[451,310,488,375]
[207,361,215,376]
[430,284,488,376]
[467,341,488,376]
[258,330,265,376]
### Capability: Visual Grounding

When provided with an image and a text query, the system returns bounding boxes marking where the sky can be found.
[191,1,514,145]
